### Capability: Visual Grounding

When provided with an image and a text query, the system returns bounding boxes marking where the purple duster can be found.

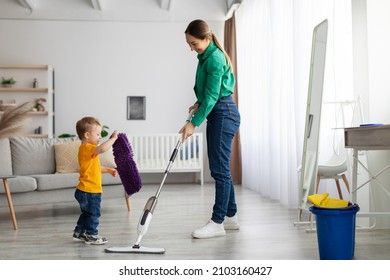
[112,133,142,196]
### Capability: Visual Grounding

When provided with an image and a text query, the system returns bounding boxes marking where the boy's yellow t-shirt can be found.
[77,143,102,194]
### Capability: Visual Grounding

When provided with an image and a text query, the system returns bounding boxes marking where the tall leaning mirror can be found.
[298,19,328,221]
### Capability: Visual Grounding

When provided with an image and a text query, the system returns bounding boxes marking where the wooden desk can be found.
[1,176,18,230]
[344,125,390,218]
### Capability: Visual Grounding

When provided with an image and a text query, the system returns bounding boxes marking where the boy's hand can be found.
[110,130,118,140]
[101,166,117,176]
[107,168,117,177]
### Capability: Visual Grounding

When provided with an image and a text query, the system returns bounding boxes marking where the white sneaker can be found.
[192,220,226,239]
[224,215,240,230]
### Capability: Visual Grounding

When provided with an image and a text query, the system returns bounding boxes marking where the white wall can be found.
[0,0,229,184]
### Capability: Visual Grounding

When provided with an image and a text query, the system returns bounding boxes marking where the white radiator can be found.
[126,133,203,185]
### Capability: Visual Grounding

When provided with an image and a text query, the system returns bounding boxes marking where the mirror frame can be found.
[298,19,328,213]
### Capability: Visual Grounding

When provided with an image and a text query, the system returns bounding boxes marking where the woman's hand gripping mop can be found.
[105,110,195,254]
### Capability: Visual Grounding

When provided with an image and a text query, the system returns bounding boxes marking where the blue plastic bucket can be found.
[309,203,360,260]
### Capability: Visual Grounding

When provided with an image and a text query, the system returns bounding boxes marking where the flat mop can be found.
[105,110,194,254]
[112,133,142,196]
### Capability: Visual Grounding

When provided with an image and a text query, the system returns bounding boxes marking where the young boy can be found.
[72,116,118,245]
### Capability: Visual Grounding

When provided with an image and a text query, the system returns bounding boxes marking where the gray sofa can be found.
[0,137,127,208]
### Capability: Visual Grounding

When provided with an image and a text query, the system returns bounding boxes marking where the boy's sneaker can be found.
[73,231,87,242]
[84,234,108,245]
[224,215,240,230]
[192,220,225,239]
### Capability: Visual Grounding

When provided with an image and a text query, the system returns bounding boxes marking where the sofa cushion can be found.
[102,173,122,185]
[0,138,13,176]
[0,176,37,194]
[54,140,81,173]
[10,137,76,176]
[33,173,79,191]
[100,147,116,168]
[32,173,122,191]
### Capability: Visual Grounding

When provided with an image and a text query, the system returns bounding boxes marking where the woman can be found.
[180,19,241,239]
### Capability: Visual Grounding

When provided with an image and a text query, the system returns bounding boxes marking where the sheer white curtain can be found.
[235,0,353,208]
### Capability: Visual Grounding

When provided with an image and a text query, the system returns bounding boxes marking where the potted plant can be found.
[1,77,17,88]
[58,133,76,138]
[33,98,46,112]
[101,125,109,138]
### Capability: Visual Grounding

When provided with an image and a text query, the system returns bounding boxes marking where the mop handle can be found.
[167,109,195,170]
[186,109,195,124]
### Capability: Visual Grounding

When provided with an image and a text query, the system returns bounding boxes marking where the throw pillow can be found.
[100,147,116,168]
[54,140,81,173]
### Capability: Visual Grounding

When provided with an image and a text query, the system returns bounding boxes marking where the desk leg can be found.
[352,148,358,203]
[2,179,18,230]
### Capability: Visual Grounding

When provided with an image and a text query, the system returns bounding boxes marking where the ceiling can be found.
[0,0,242,22]
[16,0,183,12]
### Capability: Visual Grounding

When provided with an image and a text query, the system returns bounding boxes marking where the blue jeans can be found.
[206,95,241,224]
[74,189,101,236]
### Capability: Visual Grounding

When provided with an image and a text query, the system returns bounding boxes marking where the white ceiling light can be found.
[226,0,241,19]
[90,0,104,11]
[18,0,36,12]
[160,0,172,11]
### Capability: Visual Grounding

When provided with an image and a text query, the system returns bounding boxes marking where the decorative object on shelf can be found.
[0,101,35,138]
[1,77,17,88]
[34,126,42,134]
[33,78,38,88]
[33,98,46,112]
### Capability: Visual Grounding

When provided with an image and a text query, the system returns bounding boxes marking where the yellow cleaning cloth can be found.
[308,193,349,208]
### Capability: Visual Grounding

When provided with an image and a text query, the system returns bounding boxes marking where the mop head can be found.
[112,133,142,196]
[105,246,165,254]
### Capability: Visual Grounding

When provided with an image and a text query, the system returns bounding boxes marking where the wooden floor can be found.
[1,183,390,260]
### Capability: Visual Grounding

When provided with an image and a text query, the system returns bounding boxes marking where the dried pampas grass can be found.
[0,101,35,138]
